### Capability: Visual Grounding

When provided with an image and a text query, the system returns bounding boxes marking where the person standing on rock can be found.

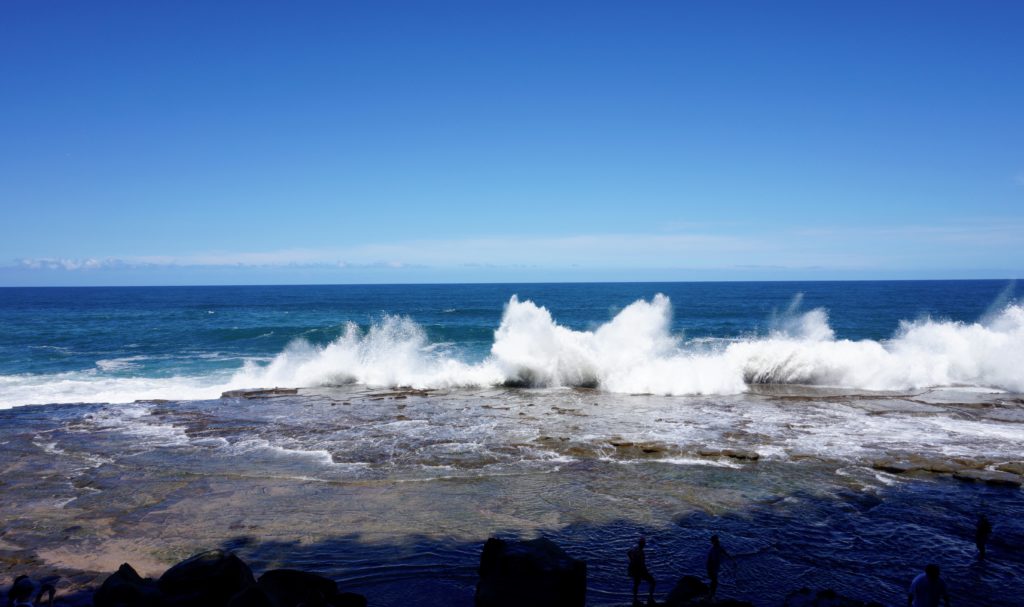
[627,535,656,606]
[706,534,732,602]
[908,564,951,607]
[975,514,992,560]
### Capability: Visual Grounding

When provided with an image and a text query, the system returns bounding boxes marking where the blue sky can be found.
[2,1,1022,285]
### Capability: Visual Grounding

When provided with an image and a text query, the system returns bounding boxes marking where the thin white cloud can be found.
[13,232,758,271]
[9,222,1023,273]
[17,257,118,271]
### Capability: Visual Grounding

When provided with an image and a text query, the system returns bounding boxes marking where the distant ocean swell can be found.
[2,294,1022,408]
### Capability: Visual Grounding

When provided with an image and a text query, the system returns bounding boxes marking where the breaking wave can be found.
[2,294,1022,408]
[235,294,1024,395]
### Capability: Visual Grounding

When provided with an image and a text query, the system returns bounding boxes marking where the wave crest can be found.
[3,294,1021,408]
[235,295,1024,395]
[232,315,502,390]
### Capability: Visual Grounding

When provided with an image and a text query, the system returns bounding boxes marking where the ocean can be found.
[0,281,1022,605]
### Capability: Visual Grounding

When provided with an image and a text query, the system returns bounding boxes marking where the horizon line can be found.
[1,277,1020,289]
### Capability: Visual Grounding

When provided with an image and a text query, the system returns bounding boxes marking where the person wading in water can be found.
[627,535,656,606]
[975,514,992,560]
[706,534,733,602]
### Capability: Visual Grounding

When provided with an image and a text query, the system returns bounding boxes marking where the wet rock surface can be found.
[952,469,1022,487]
[995,461,1024,475]
[699,448,760,461]
[870,454,992,476]
[221,388,300,399]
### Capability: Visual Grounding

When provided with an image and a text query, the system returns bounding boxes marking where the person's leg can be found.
[37,584,56,607]
[633,576,641,603]
[646,571,656,602]
[708,570,718,601]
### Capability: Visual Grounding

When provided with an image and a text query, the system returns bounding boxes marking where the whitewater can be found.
[2,293,1021,408]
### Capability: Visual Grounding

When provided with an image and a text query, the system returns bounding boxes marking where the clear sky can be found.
[2,1,1022,286]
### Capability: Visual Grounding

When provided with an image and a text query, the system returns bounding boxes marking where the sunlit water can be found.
[0,283,1022,605]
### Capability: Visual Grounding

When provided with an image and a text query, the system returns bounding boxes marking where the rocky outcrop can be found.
[221,388,299,399]
[94,563,166,607]
[868,453,1003,475]
[608,440,678,458]
[869,454,1024,486]
[699,448,760,461]
[952,469,1022,487]
[870,459,918,474]
[158,550,255,606]
[475,537,586,607]
[662,574,707,605]
[996,461,1024,475]
[94,551,366,607]
[257,569,367,607]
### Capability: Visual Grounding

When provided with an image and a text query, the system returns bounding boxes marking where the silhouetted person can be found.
[627,535,655,606]
[706,534,732,602]
[975,514,992,560]
[908,564,950,607]
[6,576,55,607]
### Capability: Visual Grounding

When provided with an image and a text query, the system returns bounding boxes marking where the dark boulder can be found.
[475,537,586,607]
[721,448,760,461]
[227,586,278,607]
[256,569,366,607]
[158,550,256,607]
[662,574,707,606]
[333,593,368,607]
[94,563,167,607]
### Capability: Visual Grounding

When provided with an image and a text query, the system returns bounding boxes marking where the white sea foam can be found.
[633,457,743,469]
[95,355,150,372]
[2,295,1022,408]
[226,438,338,466]
[231,294,1024,396]
[76,403,193,447]
[0,372,230,409]
[229,315,504,390]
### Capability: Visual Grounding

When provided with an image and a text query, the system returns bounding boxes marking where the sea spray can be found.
[2,291,1023,408]
[491,294,680,388]
[232,295,1024,395]
[231,314,502,390]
